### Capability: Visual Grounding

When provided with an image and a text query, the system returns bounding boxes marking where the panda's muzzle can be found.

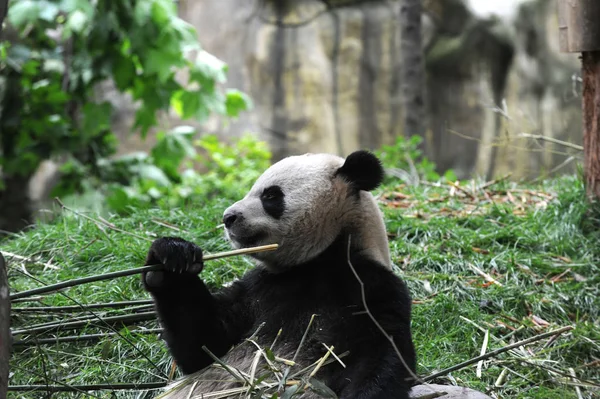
[223,210,265,247]
[223,210,241,229]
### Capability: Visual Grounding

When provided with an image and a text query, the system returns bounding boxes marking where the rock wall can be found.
[424,0,515,177]
[107,0,582,180]
[178,0,406,161]
[491,0,582,179]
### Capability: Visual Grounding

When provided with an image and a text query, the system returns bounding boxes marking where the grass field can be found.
[3,175,599,398]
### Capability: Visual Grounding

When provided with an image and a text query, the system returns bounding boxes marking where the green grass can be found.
[4,176,600,398]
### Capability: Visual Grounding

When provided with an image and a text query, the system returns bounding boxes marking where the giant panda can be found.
[142,150,416,399]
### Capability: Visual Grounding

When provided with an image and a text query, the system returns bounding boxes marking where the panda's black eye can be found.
[261,186,285,219]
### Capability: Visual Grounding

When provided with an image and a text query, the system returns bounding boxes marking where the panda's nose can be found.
[223,211,241,229]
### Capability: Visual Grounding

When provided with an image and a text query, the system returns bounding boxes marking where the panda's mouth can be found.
[228,231,268,248]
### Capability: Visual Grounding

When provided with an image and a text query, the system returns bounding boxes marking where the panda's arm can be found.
[340,266,416,399]
[142,237,254,374]
[147,274,253,374]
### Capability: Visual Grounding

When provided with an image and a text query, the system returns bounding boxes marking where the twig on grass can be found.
[447,181,476,199]
[518,133,583,151]
[467,263,503,287]
[569,367,584,399]
[245,338,282,378]
[303,345,334,390]
[322,342,346,368]
[475,174,512,191]
[476,329,489,378]
[201,345,252,387]
[293,314,316,363]
[151,219,190,234]
[422,325,574,382]
[1,251,59,270]
[55,197,153,242]
[10,243,279,300]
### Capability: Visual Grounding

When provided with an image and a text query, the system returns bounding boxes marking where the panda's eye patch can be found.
[261,186,284,201]
[260,186,285,219]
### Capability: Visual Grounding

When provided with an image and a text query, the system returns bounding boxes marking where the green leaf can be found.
[82,102,112,137]
[308,379,338,398]
[171,90,210,121]
[106,186,134,214]
[264,347,276,362]
[134,107,157,137]
[100,341,112,359]
[65,10,89,34]
[144,48,178,82]
[0,42,8,60]
[8,0,41,27]
[225,89,252,117]
[151,126,196,180]
[191,51,227,84]
[133,1,153,25]
[112,56,136,91]
[38,1,60,22]
[43,59,65,74]
[444,169,458,182]
[60,0,93,15]
[150,0,176,25]
[281,384,300,399]
[132,164,172,187]
[171,18,199,48]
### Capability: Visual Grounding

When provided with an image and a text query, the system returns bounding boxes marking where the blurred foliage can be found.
[94,132,272,213]
[375,135,457,183]
[67,134,453,215]
[0,0,250,194]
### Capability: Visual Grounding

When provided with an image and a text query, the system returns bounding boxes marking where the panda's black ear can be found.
[336,150,385,192]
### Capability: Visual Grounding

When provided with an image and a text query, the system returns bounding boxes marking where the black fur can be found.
[260,185,285,219]
[143,235,416,398]
[336,151,385,192]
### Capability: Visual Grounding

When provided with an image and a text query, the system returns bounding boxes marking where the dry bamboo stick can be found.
[8,382,167,392]
[10,244,278,300]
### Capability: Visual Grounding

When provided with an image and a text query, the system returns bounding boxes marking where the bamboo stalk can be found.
[11,311,157,336]
[422,326,574,382]
[11,304,153,333]
[11,300,154,312]
[9,244,278,300]
[8,382,168,392]
[12,328,163,347]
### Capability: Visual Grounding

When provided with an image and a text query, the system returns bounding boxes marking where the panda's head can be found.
[222,150,391,271]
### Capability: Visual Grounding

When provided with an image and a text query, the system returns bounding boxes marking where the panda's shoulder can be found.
[348,256,411,298]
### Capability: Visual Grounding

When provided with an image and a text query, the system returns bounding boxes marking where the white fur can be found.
[223,153,391,270]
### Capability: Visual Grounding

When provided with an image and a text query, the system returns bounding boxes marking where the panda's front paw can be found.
[142,237,204,290]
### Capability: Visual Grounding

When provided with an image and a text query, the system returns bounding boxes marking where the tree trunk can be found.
[0,25,34,233]
[0,9,11,396]
[0,0,8,35]
[0,175,33,234]
[582,51,600,200]
[0,253,10,399]
[399,0,425,137]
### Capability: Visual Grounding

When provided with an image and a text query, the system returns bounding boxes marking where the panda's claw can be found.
[143,237,205,287]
